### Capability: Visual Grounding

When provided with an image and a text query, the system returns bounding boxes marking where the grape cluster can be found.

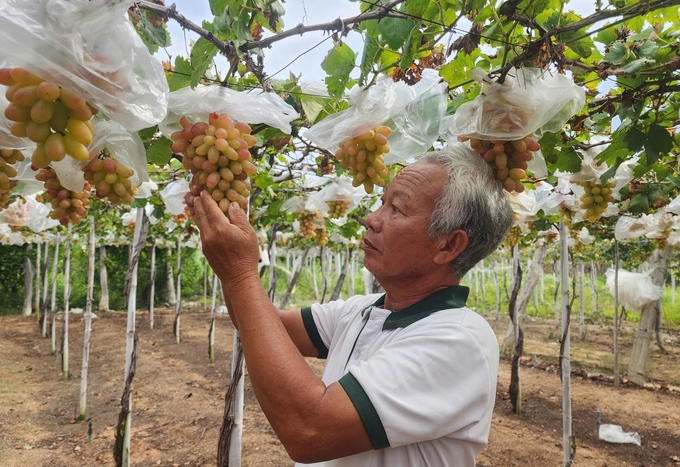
[504,225,522,247]
[315,226,329,246]
[295,211,322,240]
[83,152,136,204]
[577,180,616,223]
[35,167,91,225]
[0,67,96,169]
[327,199,351,219]
[458,135,541,193]
[0,149,23,209]
[171,112,257,212]
[334,126,391,194]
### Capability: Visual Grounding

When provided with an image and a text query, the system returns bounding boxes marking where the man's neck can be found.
[380,274,459,312]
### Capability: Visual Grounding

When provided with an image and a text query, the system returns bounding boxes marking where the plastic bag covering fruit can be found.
[0,194,58,232]
[158,85,299,137]
[0,91,31,150]
[442,67,585,142]
[605,268,663,311]
[52,120,148,193]
[160,179,191,216]
[0,0,169,131]
[312,176,364,218]
[303,69,447,165]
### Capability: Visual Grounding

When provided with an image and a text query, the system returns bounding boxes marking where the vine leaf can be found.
[322,43,355,100]
[168,56,192,91]
[209,0,228,16]
[645,124,674,165]
[190,38,218,89]
[555,147,582,173]
[377,17,416,50]
[146,136,173,165]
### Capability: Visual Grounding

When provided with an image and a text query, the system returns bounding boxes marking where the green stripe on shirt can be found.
[301,307,329,359]
[339,372,390,450]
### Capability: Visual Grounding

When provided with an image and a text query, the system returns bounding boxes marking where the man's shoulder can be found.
[312,293,384,313]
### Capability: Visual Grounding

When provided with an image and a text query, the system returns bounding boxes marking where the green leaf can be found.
[533,218,552,232]
[377,17,416,50]
[146,136,173,165]
[399,23,422,72]
[138,127,157,146]
[628,193,649,213]
[653,163,671,181]
[255,171,275,190]
[597,129,633,165]
[623,127,646,152]
[600,159,621,182]
[406,0,430,17]
[644,124,674,165]
[359,34,380,85]
[668,175,680,189]
[131,198,148,208]
[209,0,228,15]
[603,42,628,64]
[619,58,654,73]
[595,25,618,45]
[555,147,582,173]
[168,56,192,91]
[321,43,355,100]
[190,38,218,88]
[300,94,326,124]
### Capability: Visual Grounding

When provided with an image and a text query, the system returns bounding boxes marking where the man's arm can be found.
[191,193,373,463]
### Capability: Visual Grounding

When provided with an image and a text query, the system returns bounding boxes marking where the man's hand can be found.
[189,190,260,287]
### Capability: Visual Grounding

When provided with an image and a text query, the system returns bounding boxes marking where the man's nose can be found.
[365,210,379,232]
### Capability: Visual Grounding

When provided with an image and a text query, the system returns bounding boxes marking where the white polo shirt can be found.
[295,286,499,467]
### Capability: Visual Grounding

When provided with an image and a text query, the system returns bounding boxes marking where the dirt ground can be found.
[1,307,679,467]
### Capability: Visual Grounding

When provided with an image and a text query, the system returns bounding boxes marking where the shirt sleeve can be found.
[301,299,347,359]
[340,320,498,448]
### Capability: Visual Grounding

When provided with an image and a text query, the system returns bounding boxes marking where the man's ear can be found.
[433,229,468,266]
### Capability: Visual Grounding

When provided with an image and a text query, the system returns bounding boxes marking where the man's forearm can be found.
[222,272,328,446]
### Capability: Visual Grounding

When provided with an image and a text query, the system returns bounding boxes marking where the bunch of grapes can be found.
[315,226,329,246]
[295,211,321,240]
[0,149,23,209]
[83,151,136,204]
[171,112,257,212]
[457,134,541,193]
[577,180,616,223]
[504,225,522,247]
[35,167,90,225]
[334,125,391,194]
[559,203,575,230]
[0,67,96,169]
[327,199,351,219]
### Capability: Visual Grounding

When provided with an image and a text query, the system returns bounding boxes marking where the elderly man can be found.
[187,145,513,467]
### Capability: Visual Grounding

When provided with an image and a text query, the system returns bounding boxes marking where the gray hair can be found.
[420,146,513,279]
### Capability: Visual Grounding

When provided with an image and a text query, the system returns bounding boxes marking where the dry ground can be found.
[0,308,678,467]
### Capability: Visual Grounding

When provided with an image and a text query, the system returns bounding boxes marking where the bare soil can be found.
[0,308,679,467]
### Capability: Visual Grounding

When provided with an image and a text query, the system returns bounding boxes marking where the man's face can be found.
[361,162,447,281]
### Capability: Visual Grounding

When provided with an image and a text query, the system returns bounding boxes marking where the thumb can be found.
[227,201,249,229]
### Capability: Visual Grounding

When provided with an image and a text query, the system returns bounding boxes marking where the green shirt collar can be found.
[368,286,470,330]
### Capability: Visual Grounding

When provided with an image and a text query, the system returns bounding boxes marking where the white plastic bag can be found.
[158,85,298,137]
[443,67,585,141]
[0,92,30,150]
[314,176,365,217]
[605,268,664,310]
[599,424,641,446]
[303,69,447,165]
[0,194,59,232]
[615,215,655,240]
[0,0,169,131]
[52,120,148,193]
[160,179,190,216]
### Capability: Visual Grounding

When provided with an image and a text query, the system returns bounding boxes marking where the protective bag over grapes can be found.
[303,70,447,193]
[0,0,169,131]
[52,120,148,196]
[313,176,364,219]
[442,67,585,192]
[159,85,298,211]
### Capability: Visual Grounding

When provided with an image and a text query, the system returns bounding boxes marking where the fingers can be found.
[193,190,231,228]
[227,201,249,229]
